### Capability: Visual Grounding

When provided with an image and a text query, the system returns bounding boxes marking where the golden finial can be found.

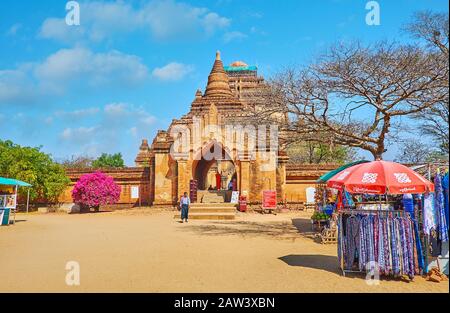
[216,50,221,61]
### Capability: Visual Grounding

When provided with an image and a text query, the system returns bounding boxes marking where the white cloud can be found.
[0,68,38,104]
[6,23,22,36]
[55,107,100,119]
[223,31,248,43]
[200,12,231,35]
[140,116,156,125]
[39,1,140,43]
[0,47,149,105]
[39,18,85,43]
[38,0,231,43]
[128,127,138,137]
[152,62,194,81]
[104,103,128,116]
[60,126,99,143]
[57,102,158,158]
[35,47,148,88]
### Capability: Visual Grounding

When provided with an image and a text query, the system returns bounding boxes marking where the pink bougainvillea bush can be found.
[72,171,121,210]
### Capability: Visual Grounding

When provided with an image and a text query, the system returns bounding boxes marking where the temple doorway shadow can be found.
[278,254,341,275]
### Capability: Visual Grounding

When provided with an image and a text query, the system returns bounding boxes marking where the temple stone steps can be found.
[190,202,236,207]
[174,202,237,220]
[201,193,225,203]
[189,207,236,213]
[174,212,236,220]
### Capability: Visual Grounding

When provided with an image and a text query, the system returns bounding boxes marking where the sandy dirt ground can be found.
[0,209,448,293]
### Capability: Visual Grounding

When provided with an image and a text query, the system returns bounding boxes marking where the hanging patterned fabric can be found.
[423,193,437,235]
[339,213,419,278]
[435,174,449,242]
[343,191,355,208]
[402,194,414,214]
[442,172,449,228]
[344,215,360,270]
[377,216,386,275]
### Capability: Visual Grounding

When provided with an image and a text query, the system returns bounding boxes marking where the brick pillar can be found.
[177,159,190,201]
[153,152,173,205]
[239,160,251,201]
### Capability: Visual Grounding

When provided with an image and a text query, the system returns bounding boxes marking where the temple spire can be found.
[204,51,233,98]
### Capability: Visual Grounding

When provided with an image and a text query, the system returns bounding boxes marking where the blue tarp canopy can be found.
[224,65,258,72]
[0,177,32,187]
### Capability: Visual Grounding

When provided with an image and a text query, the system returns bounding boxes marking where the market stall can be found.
[0,177,32,226]
[326,160,439,280]
[312,160,369,231]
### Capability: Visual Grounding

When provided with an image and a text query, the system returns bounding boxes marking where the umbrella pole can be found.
[14,185,17,224]
[26,188,30,214]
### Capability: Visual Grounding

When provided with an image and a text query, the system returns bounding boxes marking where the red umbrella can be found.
[327,160,434,195]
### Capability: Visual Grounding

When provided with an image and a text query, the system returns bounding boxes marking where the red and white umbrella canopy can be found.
[327,160,434,195]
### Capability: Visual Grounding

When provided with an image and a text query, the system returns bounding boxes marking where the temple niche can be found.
[131,51,333,206]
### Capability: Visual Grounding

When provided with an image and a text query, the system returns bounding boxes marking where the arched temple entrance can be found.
[192,141,237,191]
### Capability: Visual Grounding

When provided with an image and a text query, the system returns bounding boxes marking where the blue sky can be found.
[0,0,448,165]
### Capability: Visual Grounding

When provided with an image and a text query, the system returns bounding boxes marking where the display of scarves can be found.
[402,194,414,214]
[344,215,359,270]
[435,174,449,242]
[443,173,449,229]
[404,195,424,273]
[423,193,437,235]
[343,191,355,208]
[339,213,418,278]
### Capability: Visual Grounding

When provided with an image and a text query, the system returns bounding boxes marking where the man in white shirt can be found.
[180,192,191,223]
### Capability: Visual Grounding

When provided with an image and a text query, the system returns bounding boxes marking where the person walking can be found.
[180,192,190,223]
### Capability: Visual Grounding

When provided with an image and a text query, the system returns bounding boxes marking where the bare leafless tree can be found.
[405,11,449,154]
[253,41,448,160]
[404,11,449,57]
[395,140,434,164]
[59,155,94,169]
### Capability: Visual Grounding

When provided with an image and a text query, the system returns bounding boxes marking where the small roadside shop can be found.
[325,160,448,280]
[0,177,32,226]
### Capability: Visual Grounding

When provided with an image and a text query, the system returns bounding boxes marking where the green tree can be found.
[0,140,70,203]
[92,153,125,168]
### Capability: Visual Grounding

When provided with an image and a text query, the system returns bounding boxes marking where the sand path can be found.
[0,210,447,292]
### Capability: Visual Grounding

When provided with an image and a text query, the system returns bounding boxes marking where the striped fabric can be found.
[339,213,419,278]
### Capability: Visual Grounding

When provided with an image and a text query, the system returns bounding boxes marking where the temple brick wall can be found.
[59,167,151,207]
[284,164,338,203]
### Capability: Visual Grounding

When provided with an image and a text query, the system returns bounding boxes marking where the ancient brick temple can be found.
[133,51,335,205]
[60,52,338,207]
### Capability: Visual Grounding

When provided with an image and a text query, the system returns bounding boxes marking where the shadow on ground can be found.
[79,210,113,214]
[291,218,319,240]
[278,254,341,274]
[11,219,27,223]
[181,217,321,242]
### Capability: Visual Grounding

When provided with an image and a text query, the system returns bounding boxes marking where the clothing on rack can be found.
[434,174,448,242]
[402,194,414,214]
[423,193,436,235]
[339,212,419,279]
[442,172,449,231]
[343,191,355,208]
[344,215,360,270]
[430,230,442,257]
